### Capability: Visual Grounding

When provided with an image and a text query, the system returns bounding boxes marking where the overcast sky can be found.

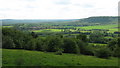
[0,0,119,19]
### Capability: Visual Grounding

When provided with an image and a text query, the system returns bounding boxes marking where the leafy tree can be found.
[89,30,106,43]
[25,39,37,50]
[2,36,15,49]
[2,28,34,49]
[113,46,120,57]
[35,37,46,51]
[76,34,88,42]
[108,38,118,51]
[47,36,63,52]
[94,47,111,59]
[31,32,38,38]
[76,40,93,55]
[35,40,43,51]
[63,38,78,53]
[108,38,120,57]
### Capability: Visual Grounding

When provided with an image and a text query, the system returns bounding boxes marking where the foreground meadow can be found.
[2,49,118,66]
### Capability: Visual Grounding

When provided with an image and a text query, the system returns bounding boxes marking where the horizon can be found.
[0,16,118,20]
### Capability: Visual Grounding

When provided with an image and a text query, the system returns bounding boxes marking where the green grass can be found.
[109,28,118,32]
[76,24,117,29]
[2,49,118,66]
[89,43,107,46]
[0,49,2,67]
[2,26,13,28]
[30,24,118,33]
[76,24,118,33]
[32,29,62,33]
[104,36,114,39]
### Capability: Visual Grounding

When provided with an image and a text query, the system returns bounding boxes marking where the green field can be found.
[89,43,107,46]
[77,24,117,29]
[2,26,13,28]
[30,24,118,33]
[32,29,62,33]
[2,49,118,66]
[76,24,118,33]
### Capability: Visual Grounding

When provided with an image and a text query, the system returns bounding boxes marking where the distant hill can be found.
[1,16,118,25]
[78,16,118,24]
[1,19,78,25]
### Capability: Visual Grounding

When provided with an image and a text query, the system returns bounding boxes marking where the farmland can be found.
[2,16,119,67]
[32,29,62,33]
[30,24,118,33]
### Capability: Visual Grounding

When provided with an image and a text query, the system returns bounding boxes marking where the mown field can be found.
[76,24,118,33]
[76,24,117,29]
[31,29,62,33]
[2,26,13,28]
[2,24,118,33]
[30,24,118,33]
[2,49,118,66]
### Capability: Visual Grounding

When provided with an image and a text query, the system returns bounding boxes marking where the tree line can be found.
[2,28,120,58]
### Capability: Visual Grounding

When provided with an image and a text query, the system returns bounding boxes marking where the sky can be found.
[0,0,119,19]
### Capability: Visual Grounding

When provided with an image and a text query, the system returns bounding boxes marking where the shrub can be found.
[35,38,44,51]
[63,38,79,54]
[55,48,63,55]
[55,51,62,55]
[113,46,120,57]
[83,46,94,56]
[47,37,63,52]
[76,40,94,55]
[2,36,15,49]
[94,48,111,59]
[76,34,88,42]
[108,39,118,51]
[25,39,37,50]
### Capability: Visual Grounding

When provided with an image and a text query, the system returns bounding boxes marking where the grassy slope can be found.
[31,29,62,33]
[77,24,117,29]
[76,24,118,33]
[2,26,13,28]
[2,49,118,66]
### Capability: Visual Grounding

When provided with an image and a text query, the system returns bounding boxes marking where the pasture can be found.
[30,24,118,33]
[31,29,62,33]
[2,26,13,28]
[2,49,118,66]
[76,24,118,33]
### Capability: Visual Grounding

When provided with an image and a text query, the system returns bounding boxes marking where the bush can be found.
[35,38,44,51]
[55,48,64,55]
[47,37,63,52]
[113,46,120,57]
[25,39,37,50]
[83,46,94,56]
[76,40,94,55]
[55,51,62,55]
[2,36,15,49]
[108,39,118,51]
[94,48,111,59]
[63,38,79,54]
[76,34,88,42]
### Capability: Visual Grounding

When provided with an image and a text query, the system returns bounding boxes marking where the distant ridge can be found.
[1,19,78,25]
[1,16,118,25]
[78,16,118,24]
